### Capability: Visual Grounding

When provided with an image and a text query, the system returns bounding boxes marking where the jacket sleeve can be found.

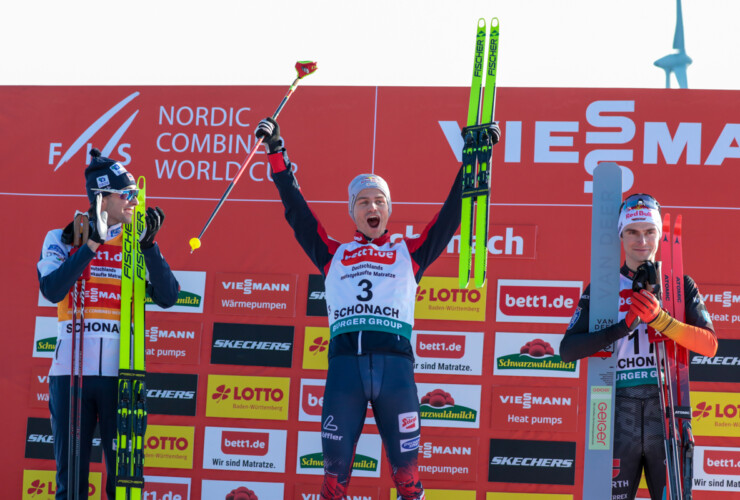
[143,243,180,309]
[559,284,632,362]
[37,229,96,304]
[406,166,463,282]
[269,151,339,276]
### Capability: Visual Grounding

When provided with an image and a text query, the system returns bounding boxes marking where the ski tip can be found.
[477,17,486,28]
[491,17,499,28]
[189,237,201,253]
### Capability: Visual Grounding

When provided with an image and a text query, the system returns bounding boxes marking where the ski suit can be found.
[269,150,462,500]
[561,264,715,500]
[38,222,179,500]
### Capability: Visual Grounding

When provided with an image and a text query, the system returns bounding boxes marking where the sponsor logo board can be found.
[33,317,57,358]
[306,274,328,317]
[690,338,740,382]
[417,383,481,428]
[296,431,381,477]
[692,446,740,491]
[211,322,294,368]
[200,480,284,500]
[415,277,486,321]
[202,427,287,472]
[23,469,101,499]
[491,385,579,433]
[206,374,290,420]
[29,366,50,409]
[146,270,205,313]
[493,332,578,378]
[488,439,576,485]
[302,327,330,370]
[496,279,581,323]
[214,272,297,317]
[143,475,191,500]
[691,392,740,437]
[25,417,102,462]
[145,372,198,416]
[143,424,194,469]
[418,435,478,481]
[701,284,740,331]
[144,319,202,365]
[412,330,483,375]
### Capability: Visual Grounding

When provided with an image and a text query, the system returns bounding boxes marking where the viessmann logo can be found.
[49,92,139,171]
[341,247,397,266]
[221,279,291,295]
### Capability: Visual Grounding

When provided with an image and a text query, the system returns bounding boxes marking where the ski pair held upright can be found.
[459,17,499,289]
[116,177,148,500]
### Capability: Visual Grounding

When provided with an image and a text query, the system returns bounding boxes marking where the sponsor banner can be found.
[294,483,379,499]
[203,426,287,473]
[691,391,740,437]
[213,272,297,317]
[417,382,481,428]
[22,469,101,500]
[210,322,294,368]
[29,366,50,409]
[146,270,205,313]
[201,480,284,500]
[415,276,486,321]
[144,424,195,469]
[206,374,290,420]
[296,431,382,477]
[491,385,579,433]
[143,475,191,500]
[693,446,740,491]
[493,332,578,378]
[33,317,57,358]
[306,274,328,317]
[488,439,576,485]
[298,378,375,424]
[487,494,573,499]
[449,224,538,260]
[392,488,476,499]
[690,338,740,382]
[144,319,202,365]
[412,330,484,376]
[302,326,330,370]
[418,435,478,481]
[496,279,581,323]
[146,372,198,416]
[701,284,740,331]
[25,417,102,462]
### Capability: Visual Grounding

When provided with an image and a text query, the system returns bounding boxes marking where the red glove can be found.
[226,487,258,500]
[631,289,662,323]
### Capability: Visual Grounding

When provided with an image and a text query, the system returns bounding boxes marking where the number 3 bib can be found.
[325,240,417,339]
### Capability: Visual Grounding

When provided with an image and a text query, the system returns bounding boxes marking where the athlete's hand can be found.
[631,289,663,324]
[139,206,165,250]
[255,117,284,154]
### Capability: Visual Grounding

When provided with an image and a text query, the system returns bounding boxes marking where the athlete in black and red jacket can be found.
[256,117,499,500]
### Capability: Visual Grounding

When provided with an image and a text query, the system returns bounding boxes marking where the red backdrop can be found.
[2,86,739,500]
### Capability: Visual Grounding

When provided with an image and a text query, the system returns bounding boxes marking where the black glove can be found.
[255,117,284,154]
[87,217,105,244]
[61,215,104,245]
[461,122,501,146]
[139,206,165,249]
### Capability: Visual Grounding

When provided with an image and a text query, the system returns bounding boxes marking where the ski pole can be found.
[189,60,318,253]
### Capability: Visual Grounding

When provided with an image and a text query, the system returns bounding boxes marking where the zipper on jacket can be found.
[357,331,363,355]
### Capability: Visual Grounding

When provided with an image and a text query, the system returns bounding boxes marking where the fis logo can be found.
[49,92,139,171]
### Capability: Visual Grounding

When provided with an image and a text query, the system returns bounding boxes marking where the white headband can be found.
[618,206,662,236]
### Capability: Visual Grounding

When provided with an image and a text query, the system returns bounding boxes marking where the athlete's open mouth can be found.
[367,216,380,228]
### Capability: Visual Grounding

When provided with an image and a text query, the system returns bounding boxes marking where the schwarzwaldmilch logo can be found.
[420,388,476,423]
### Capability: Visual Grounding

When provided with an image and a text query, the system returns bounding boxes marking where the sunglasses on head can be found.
[620,193,660,213]
[92,188,140,201]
